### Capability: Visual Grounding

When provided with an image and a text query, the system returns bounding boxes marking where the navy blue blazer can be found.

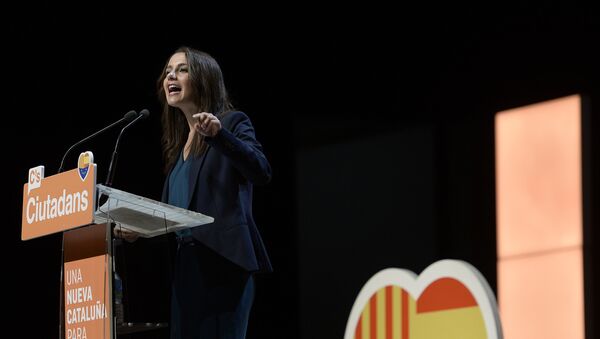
[161,111,272,273]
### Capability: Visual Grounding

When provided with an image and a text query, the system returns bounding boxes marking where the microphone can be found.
[57,110,138,173]
[105,109,150,187]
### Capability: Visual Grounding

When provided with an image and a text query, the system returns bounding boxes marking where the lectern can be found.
[21,153,213,339]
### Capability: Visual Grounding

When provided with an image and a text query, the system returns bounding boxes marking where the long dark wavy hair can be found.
[157,46,234,173]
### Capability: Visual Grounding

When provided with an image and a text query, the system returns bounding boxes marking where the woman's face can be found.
[163,52,194,110]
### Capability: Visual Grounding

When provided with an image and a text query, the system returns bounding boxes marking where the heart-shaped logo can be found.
[344,259,503,339]
[77,151,94,182]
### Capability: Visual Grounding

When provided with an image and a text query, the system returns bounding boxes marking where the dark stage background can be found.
[5,4,599,339]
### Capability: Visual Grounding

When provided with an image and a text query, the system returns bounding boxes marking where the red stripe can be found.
[356,315,362,339]
[370,294,377,339]
[402,289,409,339]
[417,278,477,313]
[386,286,393,339]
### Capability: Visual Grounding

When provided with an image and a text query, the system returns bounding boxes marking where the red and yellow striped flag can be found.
[345,260,502,339]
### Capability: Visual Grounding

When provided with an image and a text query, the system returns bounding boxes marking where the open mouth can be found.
[168,84,181,94]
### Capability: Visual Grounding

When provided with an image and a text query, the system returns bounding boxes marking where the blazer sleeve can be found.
[205,111,272,185]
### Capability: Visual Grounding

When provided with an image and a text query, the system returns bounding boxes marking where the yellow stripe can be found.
[412,306,486,339]
[377,289,386,339]
[409,294,417,339]
[392,287,401,339]
[362,299,370,339]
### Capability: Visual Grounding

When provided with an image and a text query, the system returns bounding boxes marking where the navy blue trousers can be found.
[170,237,254,339]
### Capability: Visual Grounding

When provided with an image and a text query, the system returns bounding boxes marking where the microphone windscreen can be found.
[139,109,150,119]
[123,110,138,122]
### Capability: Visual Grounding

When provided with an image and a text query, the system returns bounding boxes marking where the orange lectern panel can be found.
[21,164,96,240]
[495,95,584,339]
[64,254,112,339]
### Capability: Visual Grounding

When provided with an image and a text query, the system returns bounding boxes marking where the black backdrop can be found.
[5,4,599,339]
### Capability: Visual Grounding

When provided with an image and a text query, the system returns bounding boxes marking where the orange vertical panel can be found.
[495,95,584,339]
